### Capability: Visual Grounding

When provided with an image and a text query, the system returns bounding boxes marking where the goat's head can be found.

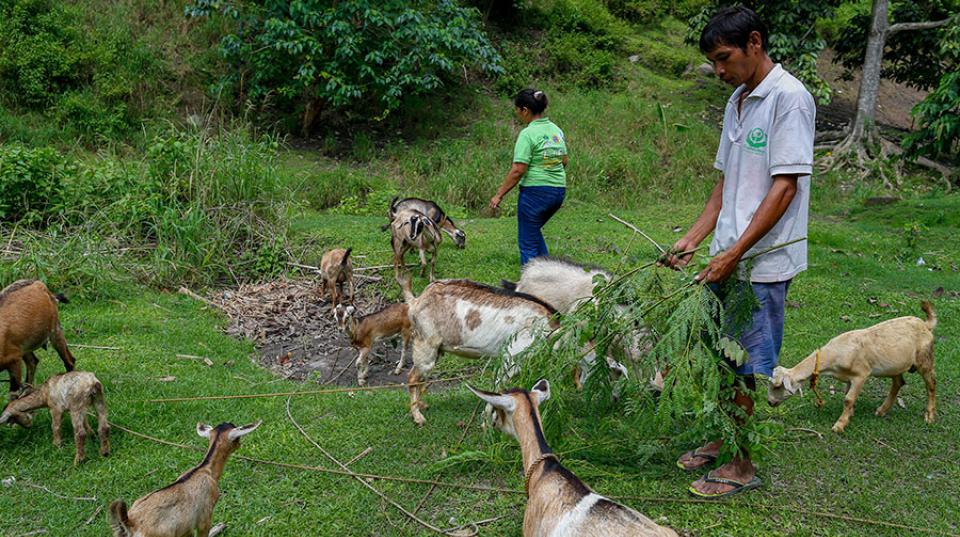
[466,379,550,441]
[196,420,262,454]
[767,366,801,406]
[334,303,357,332]
[0,406,33,428]
[442,218,466,249]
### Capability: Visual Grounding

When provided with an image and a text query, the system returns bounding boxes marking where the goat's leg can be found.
[393,333,409,375]
[69,408,88,465]
[832,376,867,433]
[50,327,76,372]
[428,248,437,282]
[920,368,937,424]
[23,351,39,386]
[356,349,370,386]
[408,343,438,426]
[348,276,355,305]
[50,407,63,447]
[875,374,905,417]
[5,355,24,393]
[418,248,427,277]
[94,389,110,457]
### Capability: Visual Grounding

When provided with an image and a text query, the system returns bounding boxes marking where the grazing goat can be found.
[399,273,559,425]
[0,279,75,392]
[768,302,937,433]
[391,208,443,281]
[336,303,412,386]
[384,196,466,249]
[109,420,261,537]
[0,371,109,465]
[468,380,679,537]
[319,247,354,312]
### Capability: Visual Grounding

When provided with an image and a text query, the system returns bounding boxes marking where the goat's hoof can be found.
[411,412,426,427]
[874,407,887,417]
[925,412,936,424]
[357,379,367,387]
[393,368,403,376]
[831,423,846,434]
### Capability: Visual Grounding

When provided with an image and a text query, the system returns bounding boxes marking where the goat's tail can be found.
[921,301,937,331]
[341,247,352,267]
[108,500,133,537]
[54,292,69,304]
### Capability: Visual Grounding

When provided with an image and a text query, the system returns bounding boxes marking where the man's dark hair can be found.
[514,88,548,114]
[699,6,768,54]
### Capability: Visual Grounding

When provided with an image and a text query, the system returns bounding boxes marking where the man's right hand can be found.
[659,237,699,270]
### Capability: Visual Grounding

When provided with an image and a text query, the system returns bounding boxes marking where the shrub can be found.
[0,143,70,226]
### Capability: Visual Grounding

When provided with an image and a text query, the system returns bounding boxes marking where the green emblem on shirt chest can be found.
[746,127,768,149]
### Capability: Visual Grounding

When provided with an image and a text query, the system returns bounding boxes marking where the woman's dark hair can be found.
[514,89,548,114]
[699,6,768,54]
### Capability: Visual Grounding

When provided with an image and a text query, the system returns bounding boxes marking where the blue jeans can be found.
[517,186,565,265]
[710,280,791,377]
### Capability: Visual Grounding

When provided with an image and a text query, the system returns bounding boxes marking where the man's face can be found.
[705,32,763,87]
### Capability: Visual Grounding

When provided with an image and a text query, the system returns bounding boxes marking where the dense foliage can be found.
[187,0,502,133]
[687,0,841,103]
[903,17,960,161]
[0,0,167,142]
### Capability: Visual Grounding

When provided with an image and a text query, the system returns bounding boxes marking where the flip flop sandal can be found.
[676,449,717,471]
[688,472,763,499]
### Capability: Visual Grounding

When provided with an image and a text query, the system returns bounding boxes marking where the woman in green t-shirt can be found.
[489,89,568,265]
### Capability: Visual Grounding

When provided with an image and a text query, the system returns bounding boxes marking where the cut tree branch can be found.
[888,18,951,35]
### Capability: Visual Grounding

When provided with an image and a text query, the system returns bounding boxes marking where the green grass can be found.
[2,194,958,536]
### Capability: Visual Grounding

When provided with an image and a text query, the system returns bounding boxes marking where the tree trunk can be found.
[848,0,889,146]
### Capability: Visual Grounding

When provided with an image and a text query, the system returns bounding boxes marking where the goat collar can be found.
[810,349,824,408]
[524,453,560,496]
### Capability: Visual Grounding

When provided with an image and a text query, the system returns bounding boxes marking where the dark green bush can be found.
[0,143,70,226]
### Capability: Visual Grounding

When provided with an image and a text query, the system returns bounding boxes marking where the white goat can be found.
[336,303,412,386]
[0,371,109,466]
[109,420,261,537]
[391,208,443,281]
[399,273,558,425]
[468,380,679,537]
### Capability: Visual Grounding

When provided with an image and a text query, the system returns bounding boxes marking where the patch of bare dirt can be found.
[210,276,407,387]
[816,49,928,133]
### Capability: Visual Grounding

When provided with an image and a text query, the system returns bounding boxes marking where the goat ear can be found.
[531,379,551,403]
[465,384,515,412]
[228,420,263,441]
[197,423,213,438]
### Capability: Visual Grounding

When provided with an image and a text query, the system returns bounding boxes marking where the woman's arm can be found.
[490,162,528,209]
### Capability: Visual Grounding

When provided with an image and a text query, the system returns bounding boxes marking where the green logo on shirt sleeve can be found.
[746,128,768,149]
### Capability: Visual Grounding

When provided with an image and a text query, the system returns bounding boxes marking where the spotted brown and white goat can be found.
[398,273,559,425]
[384,196,466,249]
[391,208,444,281]
[336,302,412,386]
[0,371,109,465]
[109,420,261,537]
[319,247,354,312]
[468,380,679,537]
[0,279,76,392]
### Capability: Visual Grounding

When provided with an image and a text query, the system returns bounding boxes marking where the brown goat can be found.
[319,248,355,311]
[109,420,261,537]
[469,380,678,537]
[336,303,412,386]
[0,371,109,465]
[0,279,75,392]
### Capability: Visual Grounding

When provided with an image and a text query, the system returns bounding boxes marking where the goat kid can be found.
[0,371,109,465]
[0,279,76,392]
[336,303,412,386]
[468,380,679,537]
[384,196,466,249]
[399,272,558,425]
[768,301,937,433]
[109,420,261,537]
[391,208,443,281]
[319,247,355,312]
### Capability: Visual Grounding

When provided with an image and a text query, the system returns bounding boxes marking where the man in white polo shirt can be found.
[661,6,814,497]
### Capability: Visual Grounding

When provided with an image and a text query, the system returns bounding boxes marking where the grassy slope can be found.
[1,194,957,536]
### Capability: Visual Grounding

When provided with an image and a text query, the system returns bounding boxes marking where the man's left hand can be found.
[695,248,742,283]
